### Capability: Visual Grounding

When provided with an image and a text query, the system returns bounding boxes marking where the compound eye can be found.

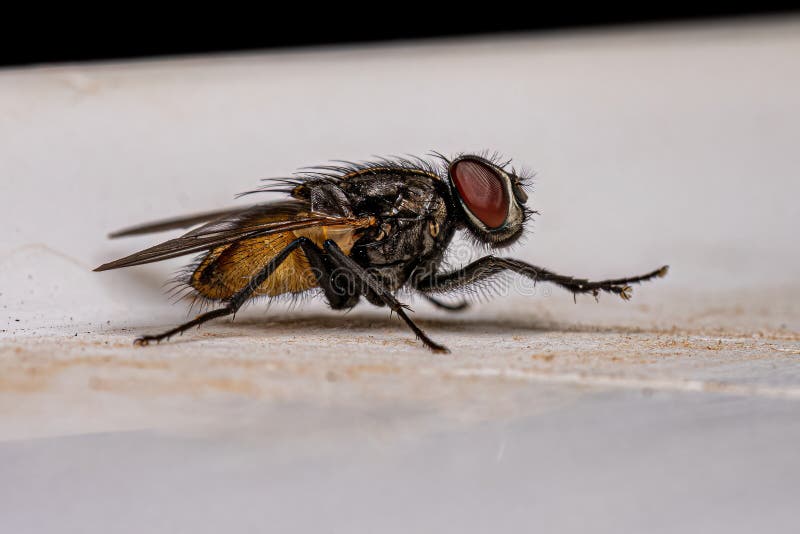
[451,160,509,228]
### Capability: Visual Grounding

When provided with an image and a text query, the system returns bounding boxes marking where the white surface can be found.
[1,16,800,534]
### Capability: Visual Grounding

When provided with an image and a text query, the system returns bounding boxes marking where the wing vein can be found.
[95,201,374,271]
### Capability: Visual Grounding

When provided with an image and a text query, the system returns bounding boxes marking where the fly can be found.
[95,152,668,353]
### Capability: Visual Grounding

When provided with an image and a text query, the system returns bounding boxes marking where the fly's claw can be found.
[618,285,633,301]
[134,335,165,347]
[657,265,670,278]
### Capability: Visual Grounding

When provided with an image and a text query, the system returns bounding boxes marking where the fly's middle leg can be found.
[323,239,450,354]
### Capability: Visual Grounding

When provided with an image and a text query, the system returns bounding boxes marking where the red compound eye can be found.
[451,160,509,228]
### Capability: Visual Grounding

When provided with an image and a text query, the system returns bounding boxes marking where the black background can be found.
[2,7,797,67]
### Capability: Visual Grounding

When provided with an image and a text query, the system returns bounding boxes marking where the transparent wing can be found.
[95,200,374,271]
[108,205,259,238]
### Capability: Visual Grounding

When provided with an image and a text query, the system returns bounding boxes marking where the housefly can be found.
[95,152,668,353]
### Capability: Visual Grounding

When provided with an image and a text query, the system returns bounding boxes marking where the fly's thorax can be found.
[300,163,457,291]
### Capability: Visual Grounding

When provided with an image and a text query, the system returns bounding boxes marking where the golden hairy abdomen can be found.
[190,223,363,300]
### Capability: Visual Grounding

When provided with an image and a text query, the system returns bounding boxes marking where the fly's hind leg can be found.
[134,307,232,346]
[135,237,313,346]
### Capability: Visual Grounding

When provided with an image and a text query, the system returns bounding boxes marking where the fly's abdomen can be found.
[190,231,316,300]
[190,223,366,300]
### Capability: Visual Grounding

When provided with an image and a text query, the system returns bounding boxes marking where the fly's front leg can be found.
[414,256,668,301]
[134,237,312,346]
[322,239,450,353]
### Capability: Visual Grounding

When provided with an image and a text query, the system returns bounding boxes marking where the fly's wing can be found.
[108,206,258,238]
[94,200,374,272]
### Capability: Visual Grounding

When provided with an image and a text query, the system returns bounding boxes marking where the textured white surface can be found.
[1,16,800,534]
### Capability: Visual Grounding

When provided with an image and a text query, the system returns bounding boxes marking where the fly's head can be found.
[446,154,531,248]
